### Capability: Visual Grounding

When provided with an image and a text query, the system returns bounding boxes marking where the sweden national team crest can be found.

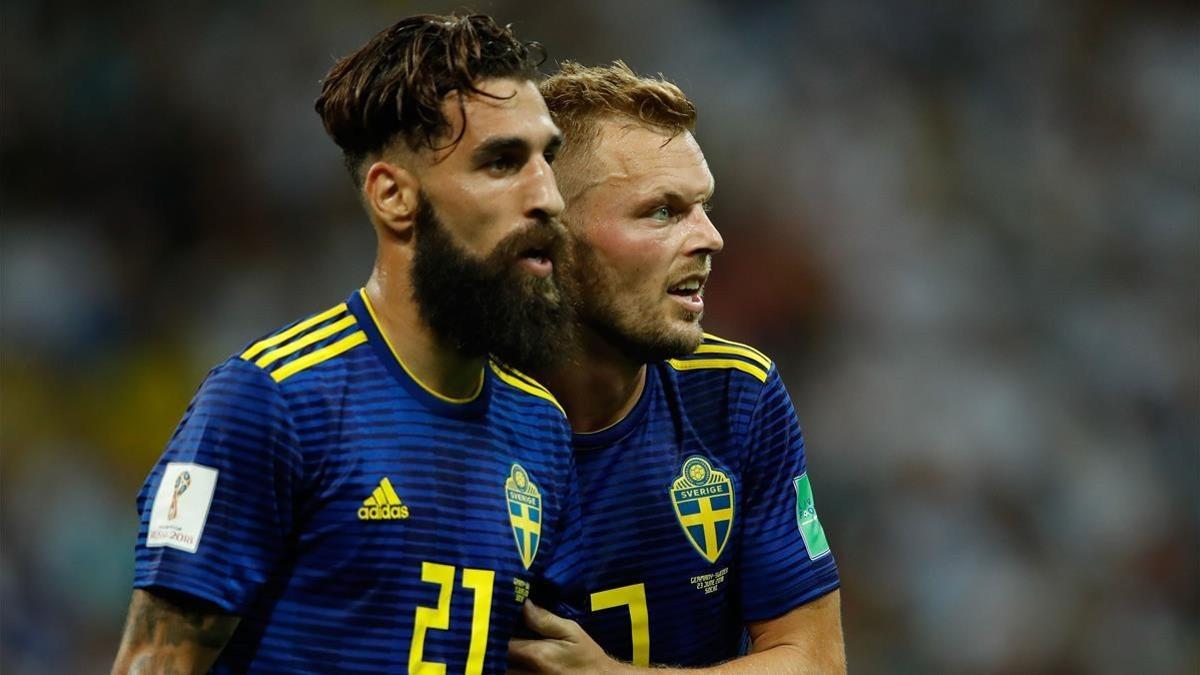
[669,456,734,564]
[505,463,542,569]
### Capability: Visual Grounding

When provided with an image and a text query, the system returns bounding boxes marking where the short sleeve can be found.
[133,357,302,614]
[736,368,839,622]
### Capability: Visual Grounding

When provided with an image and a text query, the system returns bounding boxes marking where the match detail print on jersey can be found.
[669,456,735,564]
[505,463,542,569]
[794,473,831,560]
[147,462,219,553]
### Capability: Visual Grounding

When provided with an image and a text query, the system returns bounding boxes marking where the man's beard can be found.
[410,195,575,373]
[566,237,705,364]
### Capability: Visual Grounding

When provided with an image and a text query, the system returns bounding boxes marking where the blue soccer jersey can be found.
[553,334,839,666]
[133,289,575,674]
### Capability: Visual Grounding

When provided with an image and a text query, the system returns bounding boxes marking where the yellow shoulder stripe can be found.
[241,303,348,361]
[358,289,483,403]
[693,343,772,371]
[702,333,770,365]
[272,331,368,382]
[489,362,565,416]
[491,360,554,397]
[667,357,769,383]
[255,315,358,368]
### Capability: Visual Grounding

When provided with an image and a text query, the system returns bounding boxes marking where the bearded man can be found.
[112,15,578,674]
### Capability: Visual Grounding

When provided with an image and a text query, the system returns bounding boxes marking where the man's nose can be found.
[524,155,565,220]
[689,207,724,256]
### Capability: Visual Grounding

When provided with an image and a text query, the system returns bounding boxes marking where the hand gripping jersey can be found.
[133,289,575,674]
[551,335,839,666]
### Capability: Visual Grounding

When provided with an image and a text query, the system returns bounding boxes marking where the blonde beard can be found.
[567,240,704,363]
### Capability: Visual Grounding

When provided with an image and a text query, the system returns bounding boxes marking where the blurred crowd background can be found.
[2,1,1196,673]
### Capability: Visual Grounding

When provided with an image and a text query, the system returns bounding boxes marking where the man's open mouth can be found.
[668,274,707,297]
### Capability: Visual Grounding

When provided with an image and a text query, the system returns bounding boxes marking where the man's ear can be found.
[363,160,420,240]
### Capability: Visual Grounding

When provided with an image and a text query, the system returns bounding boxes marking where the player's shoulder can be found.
[231,299,369,388]
[665,333,776,387]
[487,359,567,419]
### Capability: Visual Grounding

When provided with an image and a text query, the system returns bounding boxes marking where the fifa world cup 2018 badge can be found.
[148,462,217,553]
[168,471,192,520]
[670,456,734,564]
[505,464,542,570]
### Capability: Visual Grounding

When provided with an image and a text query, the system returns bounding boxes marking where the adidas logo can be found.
[357,477,410,521]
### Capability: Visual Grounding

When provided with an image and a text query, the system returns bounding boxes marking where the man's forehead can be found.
[432,78,559,157]
[459,77,529,109]
[590,123,714,199]
[449,79,551,128]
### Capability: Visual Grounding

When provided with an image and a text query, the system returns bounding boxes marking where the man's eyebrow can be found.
[471,136,529,162]
[632,188,712,209]
[471,133,562,162]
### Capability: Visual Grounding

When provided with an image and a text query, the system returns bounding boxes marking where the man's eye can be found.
[651,206,672,221]
[488,157,518,172]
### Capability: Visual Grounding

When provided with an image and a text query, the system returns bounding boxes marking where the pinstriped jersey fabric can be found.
[552,336,840,666]
[132,289,575,674]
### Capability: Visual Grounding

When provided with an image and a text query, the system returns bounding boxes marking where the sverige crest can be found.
[669,456,734,564]
[505,463,542,569]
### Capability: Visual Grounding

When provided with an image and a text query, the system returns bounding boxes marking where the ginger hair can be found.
[539,61,696,199]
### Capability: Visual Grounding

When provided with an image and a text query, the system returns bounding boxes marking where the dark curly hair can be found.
[315,14,546,184]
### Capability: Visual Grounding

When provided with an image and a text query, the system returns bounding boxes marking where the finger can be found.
[508,638,538,666]
[508,636,554,672]
[522,600,577,640]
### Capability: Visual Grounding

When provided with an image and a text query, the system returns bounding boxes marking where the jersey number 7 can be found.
[590,583,650,666]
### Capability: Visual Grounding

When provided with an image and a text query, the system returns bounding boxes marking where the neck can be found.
[364,262,485,400]
[539,326,646,434]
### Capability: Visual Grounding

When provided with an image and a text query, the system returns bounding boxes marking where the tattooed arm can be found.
[111,589,240,675]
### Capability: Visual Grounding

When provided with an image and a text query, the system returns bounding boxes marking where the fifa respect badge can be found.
[794,473,831,560]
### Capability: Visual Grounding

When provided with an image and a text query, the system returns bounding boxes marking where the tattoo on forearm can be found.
[129,653,186,675]
[113,590,239,675]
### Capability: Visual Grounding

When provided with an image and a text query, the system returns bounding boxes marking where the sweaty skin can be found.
[112,77,565,675]
[548,122,722,433]
[511,119,847,674]
[363,77,564,399]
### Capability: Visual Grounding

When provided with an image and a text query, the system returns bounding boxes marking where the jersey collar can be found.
[572,363,657,450]
[347,289,492,419]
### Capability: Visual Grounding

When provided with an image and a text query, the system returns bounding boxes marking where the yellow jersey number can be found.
[409,561,496,675]
[589,583,650,666]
